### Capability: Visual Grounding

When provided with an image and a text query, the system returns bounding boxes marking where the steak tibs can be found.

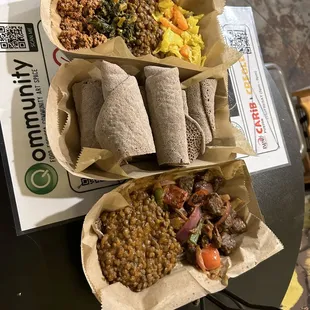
[153,169,247,280]
[221,232,237,255]
[177,176,195,197]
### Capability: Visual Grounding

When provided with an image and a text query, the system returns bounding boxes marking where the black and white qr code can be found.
[0,23,38,52]
[227,29,252,54]
[0,25,27,50]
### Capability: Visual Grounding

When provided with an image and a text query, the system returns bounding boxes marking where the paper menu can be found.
[0,0,122,234]
[219,7,289,172]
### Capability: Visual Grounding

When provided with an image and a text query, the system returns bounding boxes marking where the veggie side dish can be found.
[153,0,206,65]
[96,169,247,291]
[57,0,205,65]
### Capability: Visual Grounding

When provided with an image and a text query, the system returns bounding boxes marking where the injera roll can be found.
[145,66,189,166]
[200,78,217,136]
[72,79,102,149]
[182,90,189,115]
[95,61,155,162]
[186,83,213,144]
[98,60,128,99]
[183,93,205,162]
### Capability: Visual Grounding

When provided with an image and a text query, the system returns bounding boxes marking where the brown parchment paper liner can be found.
[46,58,254,180]
[40,0,240,71]
[81,160,283,310]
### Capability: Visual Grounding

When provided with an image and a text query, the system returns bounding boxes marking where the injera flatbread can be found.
[72,79,102,149]
[95,61,155,162]
[186,83,213,144]
[201,78,217,135]
[182,90,189,115]
[186,115,205,162]
[183,93,205,162]
[145,66,189,166]
[98,60,128,99]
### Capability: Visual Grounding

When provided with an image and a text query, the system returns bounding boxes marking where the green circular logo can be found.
[25,163,58,195]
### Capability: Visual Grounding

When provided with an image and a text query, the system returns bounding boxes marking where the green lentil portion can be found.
[97,190,181,292]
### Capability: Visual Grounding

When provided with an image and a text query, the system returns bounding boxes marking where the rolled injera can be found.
[95,61,155,162]
[145,66,189,166]
[72,79,102,149]
[182,91,205,162]
[186,83,213,144]
[200,78,217,136]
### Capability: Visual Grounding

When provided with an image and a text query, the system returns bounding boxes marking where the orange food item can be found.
[173,6,188,31]
[188,189,210,208]
[159,17,183,35]
[201,245,221,270]
[180,44,191,58]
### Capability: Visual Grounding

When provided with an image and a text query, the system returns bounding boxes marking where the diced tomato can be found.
[201,245,221,270]
[188,189,210,208]
[163,185,188,209]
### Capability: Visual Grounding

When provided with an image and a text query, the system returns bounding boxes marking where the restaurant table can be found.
[0,67,304,310]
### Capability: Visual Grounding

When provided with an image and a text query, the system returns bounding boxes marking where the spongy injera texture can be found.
[145,66,189,166]
[95,75,155,161]
[186,115,205,162]
[98,60,128,99]
[186,83,212,144]
[200,78,217,136]
[72,79,102,149]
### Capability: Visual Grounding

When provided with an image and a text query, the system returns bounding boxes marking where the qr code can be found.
[0,25,27,50]
[227,30,252,54]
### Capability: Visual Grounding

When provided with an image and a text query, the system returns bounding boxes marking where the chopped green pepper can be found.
[189,219,204,245]
[154,187,164,207]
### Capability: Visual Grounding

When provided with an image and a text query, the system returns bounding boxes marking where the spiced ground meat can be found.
[57,0,163,56]
[57,0,107,50]
[97,191,181,292]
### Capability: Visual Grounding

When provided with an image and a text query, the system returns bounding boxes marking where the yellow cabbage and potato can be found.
[153,0,206,66]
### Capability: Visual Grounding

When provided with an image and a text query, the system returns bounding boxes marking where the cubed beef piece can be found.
[220,232,236,255]
[230,217,247,234]
[194,180,214,193]
[219,209,237,232]
[177,176,195,196]
[203,193,224,217]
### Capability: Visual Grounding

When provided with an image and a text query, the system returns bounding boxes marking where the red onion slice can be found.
[176,206,202,244]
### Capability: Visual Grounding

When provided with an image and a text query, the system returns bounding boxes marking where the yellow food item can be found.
[154,0,205,66]
[158,0,174,11]
[154,28,183,58]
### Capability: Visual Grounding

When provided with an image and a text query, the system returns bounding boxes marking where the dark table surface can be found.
[0,69,304,310]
